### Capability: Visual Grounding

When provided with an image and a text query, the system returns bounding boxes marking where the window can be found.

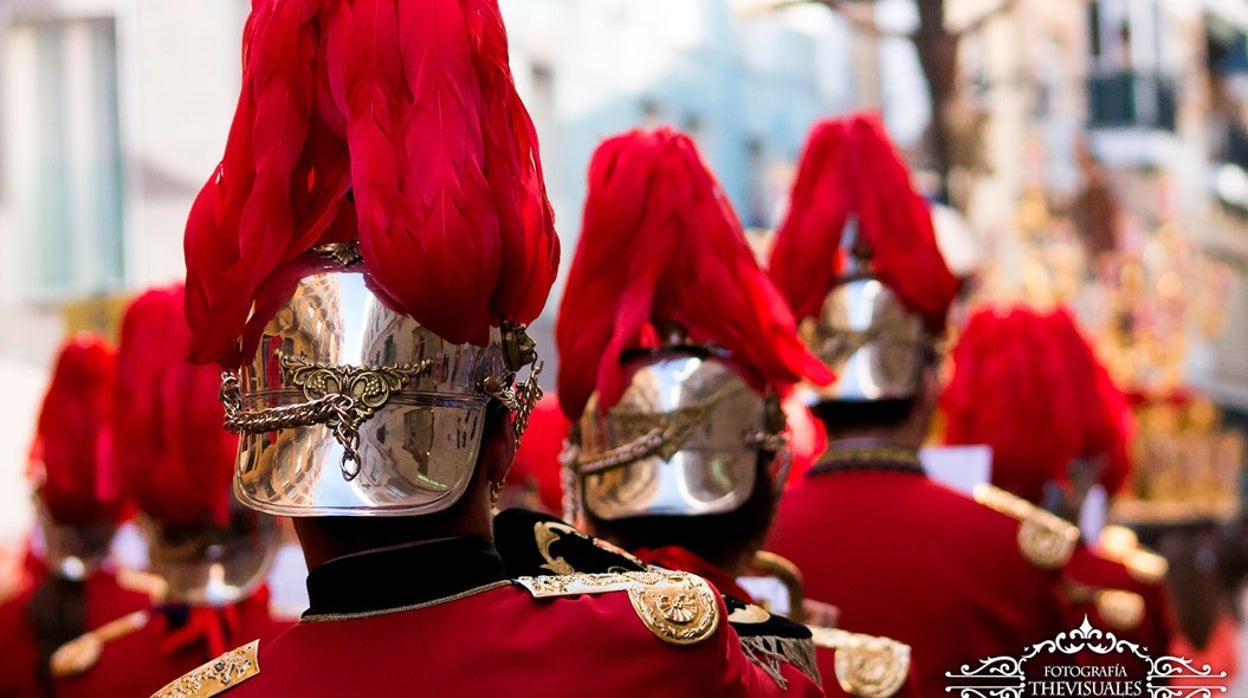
[6,16,125,299]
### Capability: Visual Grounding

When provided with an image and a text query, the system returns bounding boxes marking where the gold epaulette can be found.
[51,610,150,678]
[808,627,911,698]
[1124,549,1168,584]
[117,568,168,600]
[973,484,1079,570]
[515,569,719,646]
[150,640,260,698]
[1096,525,1169,584]
[1095,589,1146,632]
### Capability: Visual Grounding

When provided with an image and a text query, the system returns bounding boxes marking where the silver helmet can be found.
[34,500,116,582]
[798,219,933,403]
[222,244,542,518]
[142,501,277,606]
[567,345,787,522]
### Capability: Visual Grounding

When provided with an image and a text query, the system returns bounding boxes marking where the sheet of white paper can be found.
[919,445,993,496]
[1080,484,1107,543]
[736,576,792,616]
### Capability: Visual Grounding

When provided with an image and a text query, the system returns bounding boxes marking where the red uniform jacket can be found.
[768,466,1066,697]
[0,567,149,698]
[1062,542,1175,655]
[55,588,287,698]
[170,536,820,698]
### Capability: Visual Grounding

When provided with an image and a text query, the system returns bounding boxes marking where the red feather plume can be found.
[30,334,124,526]
[941,306,1082,503]
[185,0,558,367]
[942,305,1133,503]
[1043,308,1134,493]
[509,394,569,515]
[556,128,834,421]
[114,286,238,528]
[769,113,958,333]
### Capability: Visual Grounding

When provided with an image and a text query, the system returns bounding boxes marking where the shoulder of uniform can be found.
[1094,589,1146,631]
[50,610,150,678]
[514,568,720,646]
[116,568,167,599]
[149,640,260,698]
[1123,549,1168,584]
[972,484,1079,570]
[808,626,912,698]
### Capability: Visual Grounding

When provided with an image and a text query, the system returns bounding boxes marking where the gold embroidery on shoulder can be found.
[51,610,150,677]
[809,627,911,698]
[150,640,259,698]
[116,569,167,599]
[533,520,647,575]
[1095,589,1145,631]
[534,521,580,575]
[727,603,772,624]
[1124,549,1168,584]
[973,484,1078,570]
[515,569,719,645]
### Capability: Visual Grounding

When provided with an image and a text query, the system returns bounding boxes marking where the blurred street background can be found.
[3,0,1248,686]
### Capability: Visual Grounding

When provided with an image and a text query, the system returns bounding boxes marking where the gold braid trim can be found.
[515,569,719,646]
[1095,589,1146,631]
[150,640,259,698]
[973,484,1079,570]
[573,384,784,476]
[1124,549,1169,584]
[220,351,430,480]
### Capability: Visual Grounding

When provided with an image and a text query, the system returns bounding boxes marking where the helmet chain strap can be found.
[220,372,365,480]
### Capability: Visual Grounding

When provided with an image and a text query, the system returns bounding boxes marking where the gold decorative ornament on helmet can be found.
[568,338,788,522]
[221,244,544,518]
[798,219,932,403]
[182,0,558,521]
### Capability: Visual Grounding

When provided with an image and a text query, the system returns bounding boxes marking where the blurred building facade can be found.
[942,0,1248,410]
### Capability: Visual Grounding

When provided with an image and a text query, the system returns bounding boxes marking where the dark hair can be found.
[811,398,918,436]
[27,574,88,696]
[586,454,776,571]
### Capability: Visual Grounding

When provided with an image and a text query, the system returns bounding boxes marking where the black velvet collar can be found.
[303,536,505,617]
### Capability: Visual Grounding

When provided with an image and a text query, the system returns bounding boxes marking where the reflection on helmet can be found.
[228,249,540,518]
[572,351,785,521]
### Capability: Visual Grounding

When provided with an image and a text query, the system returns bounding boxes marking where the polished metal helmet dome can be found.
[34,500,117,582]
[568,347,786,521]
[222,245,542,518]
[142,499,277,606]
[798,222,934,404]
[799,277,930,403]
